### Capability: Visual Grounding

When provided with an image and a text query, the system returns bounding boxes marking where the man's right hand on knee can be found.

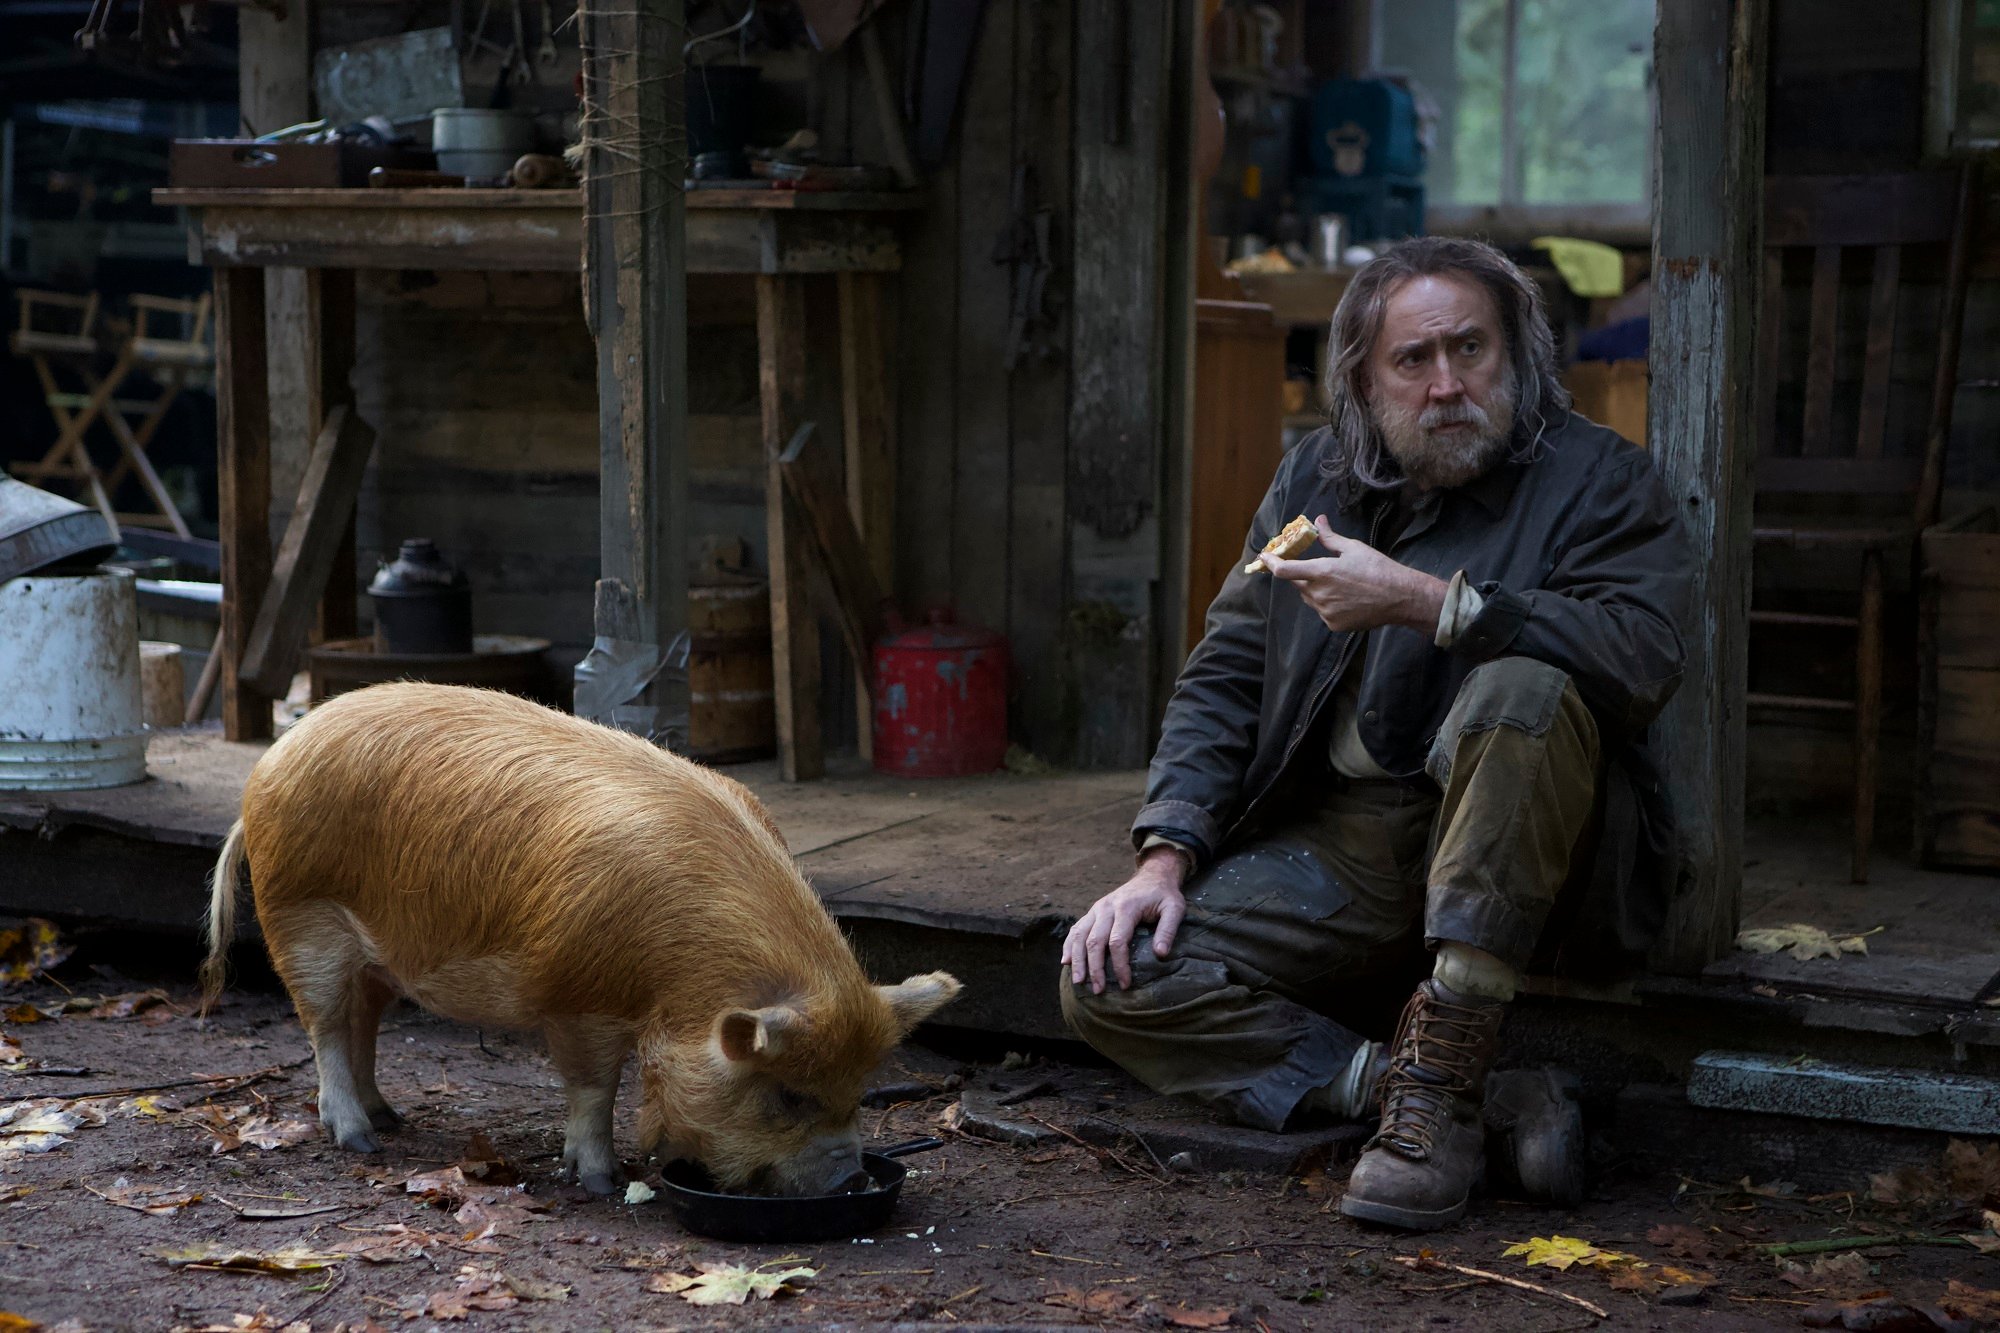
[1062,846,1190,995]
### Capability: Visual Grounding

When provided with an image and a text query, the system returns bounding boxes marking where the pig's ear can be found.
[716,1004,805,1064]
[877,972,962,1036]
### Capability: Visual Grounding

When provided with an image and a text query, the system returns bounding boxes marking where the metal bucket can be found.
[0,567,147,790]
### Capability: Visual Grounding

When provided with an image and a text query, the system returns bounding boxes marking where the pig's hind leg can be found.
[350,971,404,1133]
[545,1020,632,1195]
[264,903,389,1153]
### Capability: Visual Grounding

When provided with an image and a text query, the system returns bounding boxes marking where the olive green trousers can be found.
[1058,657,1601,1131]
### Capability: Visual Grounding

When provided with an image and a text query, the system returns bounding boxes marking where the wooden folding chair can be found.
[95,292,213,538]
[8,289,124,530]
[1750,168,1976,883]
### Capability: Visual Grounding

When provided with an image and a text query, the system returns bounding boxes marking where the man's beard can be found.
[1370,365,1520,491]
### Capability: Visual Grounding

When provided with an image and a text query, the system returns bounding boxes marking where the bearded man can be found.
[1058,237,1692,1230]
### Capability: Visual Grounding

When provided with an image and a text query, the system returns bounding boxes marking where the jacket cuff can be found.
[1450,582,1532,662]
[1131,799,1219,866]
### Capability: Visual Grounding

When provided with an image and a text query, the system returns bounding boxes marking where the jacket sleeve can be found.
[1448,450,1692,735]
[1128,462,1292,865]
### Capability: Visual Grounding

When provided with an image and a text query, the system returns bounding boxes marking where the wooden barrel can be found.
[687,576,775,763]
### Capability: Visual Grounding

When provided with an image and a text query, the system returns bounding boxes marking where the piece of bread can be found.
[1244,515,1320,575]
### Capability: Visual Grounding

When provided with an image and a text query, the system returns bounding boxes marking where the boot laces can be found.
[1371,987,1499,1159]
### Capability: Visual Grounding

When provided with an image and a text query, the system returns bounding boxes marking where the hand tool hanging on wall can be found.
[537,0,559,65]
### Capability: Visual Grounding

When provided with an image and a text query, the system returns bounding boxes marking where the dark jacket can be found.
[1133,412,1694,975]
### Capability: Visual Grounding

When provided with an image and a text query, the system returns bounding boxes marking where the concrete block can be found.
[1687,1050,2000,1136]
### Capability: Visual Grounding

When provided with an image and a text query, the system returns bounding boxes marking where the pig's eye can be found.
[770,1085,824,1120]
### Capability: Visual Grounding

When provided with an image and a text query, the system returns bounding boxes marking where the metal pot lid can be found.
[0,477,117,584]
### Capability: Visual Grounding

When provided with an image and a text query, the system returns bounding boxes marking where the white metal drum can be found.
[0,567,147,790]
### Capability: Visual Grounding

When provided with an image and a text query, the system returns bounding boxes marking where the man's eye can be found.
[1459,340,1481,356]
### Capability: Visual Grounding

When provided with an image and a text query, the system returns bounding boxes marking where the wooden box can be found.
[1564,358,1649,448]
[1916,507,2000,871]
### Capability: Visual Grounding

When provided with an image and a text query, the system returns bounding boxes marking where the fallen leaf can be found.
[232,1116,318,1152]
[1869,1139,2000,1208]
[0,1313,37,1333]
[456,1133,521,1186]
[329,1223,477,1264]
[83,990,172,1020]
[0,1033,23,1066]
[0,917,72,983]
[170,1313,311,1332]
[155,1244,348,1275]
[649,1261,816,1306]
[1735,923,1881,962]
[0,1187,30,1204]
[1646,1222,1717,1261]
[1502,1235,1640,1271]
[1045,1287,1136,1315]
[89,1179,203,1215]
[116,1095,182,1119]
[3,1005,47,1025]
[1779,1251,1874,1298]
[1942,1280,2000,1322]
[1610,1264,1717,1294]
[500,1273,570,1302]
[1163,1308,1234,1329]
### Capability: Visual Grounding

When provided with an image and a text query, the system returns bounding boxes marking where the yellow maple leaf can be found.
[1502,1236,1640,1271]
[1734,923,1882,962]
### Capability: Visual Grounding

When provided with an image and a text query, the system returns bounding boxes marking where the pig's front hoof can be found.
[580,1170,621,1197]
[367,1105,406,1133]
[330,1125,381,1153]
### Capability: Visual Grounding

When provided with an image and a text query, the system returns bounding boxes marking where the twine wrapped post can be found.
[575,0,690,735]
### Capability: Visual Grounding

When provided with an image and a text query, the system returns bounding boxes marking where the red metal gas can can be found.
[872,610,1009,777]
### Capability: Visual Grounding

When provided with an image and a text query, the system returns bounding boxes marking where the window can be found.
[1929,0,2000,151]
[1376,0,1655,220]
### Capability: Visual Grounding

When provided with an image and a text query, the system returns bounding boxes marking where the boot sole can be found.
[1337,1191,1469,1231]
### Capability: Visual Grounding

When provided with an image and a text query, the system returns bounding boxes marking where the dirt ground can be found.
[2,937,1997,1333]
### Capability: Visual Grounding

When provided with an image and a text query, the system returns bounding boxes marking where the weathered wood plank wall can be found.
[344,1,1181,767]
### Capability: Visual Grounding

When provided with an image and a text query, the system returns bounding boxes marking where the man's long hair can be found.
[1319,236,1571,499]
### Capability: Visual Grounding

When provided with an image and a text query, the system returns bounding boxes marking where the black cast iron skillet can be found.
[657,1137,945,1242]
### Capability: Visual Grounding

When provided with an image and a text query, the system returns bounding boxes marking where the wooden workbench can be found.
[155,186,917,772]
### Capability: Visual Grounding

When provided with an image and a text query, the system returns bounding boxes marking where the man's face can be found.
[1365,273,1519,491]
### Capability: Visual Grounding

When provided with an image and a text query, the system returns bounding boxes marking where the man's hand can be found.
[1262,515,1449,636]
[1062,846,1190,995]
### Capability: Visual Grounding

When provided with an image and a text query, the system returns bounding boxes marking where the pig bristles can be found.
[203,683,960,1191]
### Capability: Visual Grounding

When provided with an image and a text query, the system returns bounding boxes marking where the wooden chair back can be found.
[10,289,100,358]
[1757,169,1974,528]
[128,292,215,370]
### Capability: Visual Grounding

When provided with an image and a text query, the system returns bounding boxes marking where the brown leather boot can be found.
[1338,978,1506,1230]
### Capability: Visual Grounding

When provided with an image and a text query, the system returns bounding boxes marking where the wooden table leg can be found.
[759,273,821,781]
[310,269,359,644]
[215,267,273,742]
[838,271,896,765]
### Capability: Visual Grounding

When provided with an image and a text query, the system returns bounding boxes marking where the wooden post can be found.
[759,275,821,780]
[1647,0,1767,972]
[838,271,895,761]
[214,266,273,742]
[578,0,688,736]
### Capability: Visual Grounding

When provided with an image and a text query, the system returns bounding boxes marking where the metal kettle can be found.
[368,538,473,655]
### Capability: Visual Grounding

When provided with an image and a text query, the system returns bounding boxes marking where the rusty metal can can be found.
[871,610,1008,778]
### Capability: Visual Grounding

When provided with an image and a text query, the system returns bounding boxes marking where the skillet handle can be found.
[878,1136,945,1159]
